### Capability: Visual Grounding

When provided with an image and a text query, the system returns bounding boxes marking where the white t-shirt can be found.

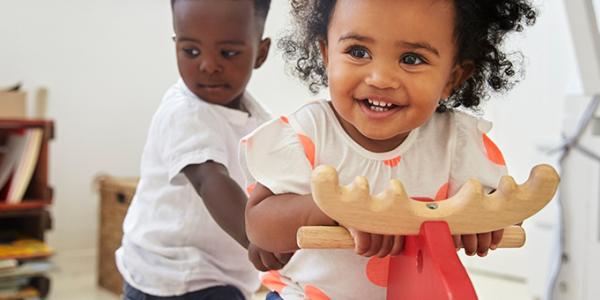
[116,79,270,298]
[240,100,507,300]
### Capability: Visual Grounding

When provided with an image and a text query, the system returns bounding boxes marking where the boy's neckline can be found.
[319,100,419,160]
[177,79,261,125]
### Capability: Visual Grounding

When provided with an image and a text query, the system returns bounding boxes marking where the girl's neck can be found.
[330,103,410,153]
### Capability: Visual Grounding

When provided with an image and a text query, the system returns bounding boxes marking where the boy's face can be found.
[173,0,270,108]
[321,0,470,151]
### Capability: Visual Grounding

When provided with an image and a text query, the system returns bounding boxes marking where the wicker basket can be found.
[96,176,138,295]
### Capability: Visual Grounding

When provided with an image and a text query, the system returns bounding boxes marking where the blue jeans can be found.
[265,291,283,300]
[123,282,245,300]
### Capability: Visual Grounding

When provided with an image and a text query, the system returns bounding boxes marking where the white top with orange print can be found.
[240,100,507,300]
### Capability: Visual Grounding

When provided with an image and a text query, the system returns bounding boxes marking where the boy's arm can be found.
[246,183,337,253]
[183,161,250,248]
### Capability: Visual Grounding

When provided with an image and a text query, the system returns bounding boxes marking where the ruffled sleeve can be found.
[240,116,315,195]
[449,112,508,196]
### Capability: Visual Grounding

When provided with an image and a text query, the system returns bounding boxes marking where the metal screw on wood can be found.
[426,203,439,210]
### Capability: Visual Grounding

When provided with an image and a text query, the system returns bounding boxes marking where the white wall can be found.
[0,0,313,251]
[0,0,584,297]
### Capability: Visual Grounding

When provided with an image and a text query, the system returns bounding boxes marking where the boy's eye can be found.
[401,54,425,65]
[222,50,240,58]
[346,46,371,59]
[183,47,200,57]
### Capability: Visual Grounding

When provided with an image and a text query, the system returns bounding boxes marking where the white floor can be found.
[46,250,532,300]
[47,249,118,300]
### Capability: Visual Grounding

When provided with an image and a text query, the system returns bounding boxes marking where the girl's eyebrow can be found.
[396,41,440,57]
[338,33,374,43]
[338,32,439,57]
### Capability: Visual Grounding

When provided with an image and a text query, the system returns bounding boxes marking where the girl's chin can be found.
[360,130,405,142]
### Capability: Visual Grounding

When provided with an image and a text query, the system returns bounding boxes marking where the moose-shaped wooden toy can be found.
[297,164,560,300]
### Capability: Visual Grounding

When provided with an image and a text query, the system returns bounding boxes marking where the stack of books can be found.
[0,239,53,299]
[0,100,54,298]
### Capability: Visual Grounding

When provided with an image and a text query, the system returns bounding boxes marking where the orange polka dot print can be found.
[304,285,331,300]
[261,271,287,294]
[383,156,402,167]
[366,256,390,287]
[482,134,506,166]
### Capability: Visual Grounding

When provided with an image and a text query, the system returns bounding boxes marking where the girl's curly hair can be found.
[278,0,537,112]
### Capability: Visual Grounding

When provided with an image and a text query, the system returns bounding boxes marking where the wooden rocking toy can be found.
[297,164,560,300]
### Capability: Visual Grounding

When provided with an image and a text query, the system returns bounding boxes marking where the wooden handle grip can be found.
[297,226,525,249]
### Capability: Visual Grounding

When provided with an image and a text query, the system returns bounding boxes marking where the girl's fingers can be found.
[453,235,462,250]
[461,234,477,256]
[376,235,394,258]
[476,232,492,257]
[352,230,371,255]
[364,234,383,257]
[390,235,405,256]
[490,229,504,250]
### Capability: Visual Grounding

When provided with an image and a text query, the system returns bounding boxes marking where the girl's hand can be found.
[453,229,504,257]
[347,228,404,258]
[248,243,293,271]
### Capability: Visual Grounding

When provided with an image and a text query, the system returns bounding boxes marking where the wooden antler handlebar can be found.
[297,225,525,249]
[310,164,559,236]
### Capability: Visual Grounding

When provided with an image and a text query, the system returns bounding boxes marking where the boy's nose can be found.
[198,59,223,74]
[364,65,401,90]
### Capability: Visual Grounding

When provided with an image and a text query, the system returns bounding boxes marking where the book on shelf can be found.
[0,286,39,300]
[0,239,53,260]
[0,128,43,204]
[0,259,17,271]
[0,260,53,279]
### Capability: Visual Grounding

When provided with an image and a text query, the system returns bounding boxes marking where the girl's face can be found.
[321,0,469,152]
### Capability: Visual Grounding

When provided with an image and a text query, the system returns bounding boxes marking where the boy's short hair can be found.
[171,0,271,25]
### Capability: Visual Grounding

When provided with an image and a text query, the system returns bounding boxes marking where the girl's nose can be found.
[364,64,401,90]
[198,57,223,74]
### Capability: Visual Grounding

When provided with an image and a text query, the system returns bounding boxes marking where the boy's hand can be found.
[248,243,293,271]
[347,228,404,258]
[453,228,504,257]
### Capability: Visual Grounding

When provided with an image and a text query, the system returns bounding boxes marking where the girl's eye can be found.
[401,54,425,65]
[222,50,240,58]
[183,48,200,57]
[346,46,371,59]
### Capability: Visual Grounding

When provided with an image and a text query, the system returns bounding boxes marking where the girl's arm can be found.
[246,183,337,253]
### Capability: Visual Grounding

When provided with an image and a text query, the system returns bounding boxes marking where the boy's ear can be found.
[319,39,329,67]
[442,61,474,99]
[254,37,271,69]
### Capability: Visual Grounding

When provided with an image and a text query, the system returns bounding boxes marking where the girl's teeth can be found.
[367,99,393,107]
[369,106,390,112]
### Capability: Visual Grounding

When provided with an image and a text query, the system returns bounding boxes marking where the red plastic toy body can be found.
[387,222,477,300]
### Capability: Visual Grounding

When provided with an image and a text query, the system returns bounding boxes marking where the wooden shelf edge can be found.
[0,200,52,212]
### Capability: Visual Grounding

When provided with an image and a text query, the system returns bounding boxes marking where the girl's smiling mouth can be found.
[355,97,407,119]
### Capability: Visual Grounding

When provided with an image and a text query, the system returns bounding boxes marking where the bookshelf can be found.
[0,119,54,299]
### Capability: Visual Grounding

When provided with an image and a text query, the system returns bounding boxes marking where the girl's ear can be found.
[254,37,272,69]
[442,61,474,99]
[319,39,329,67]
